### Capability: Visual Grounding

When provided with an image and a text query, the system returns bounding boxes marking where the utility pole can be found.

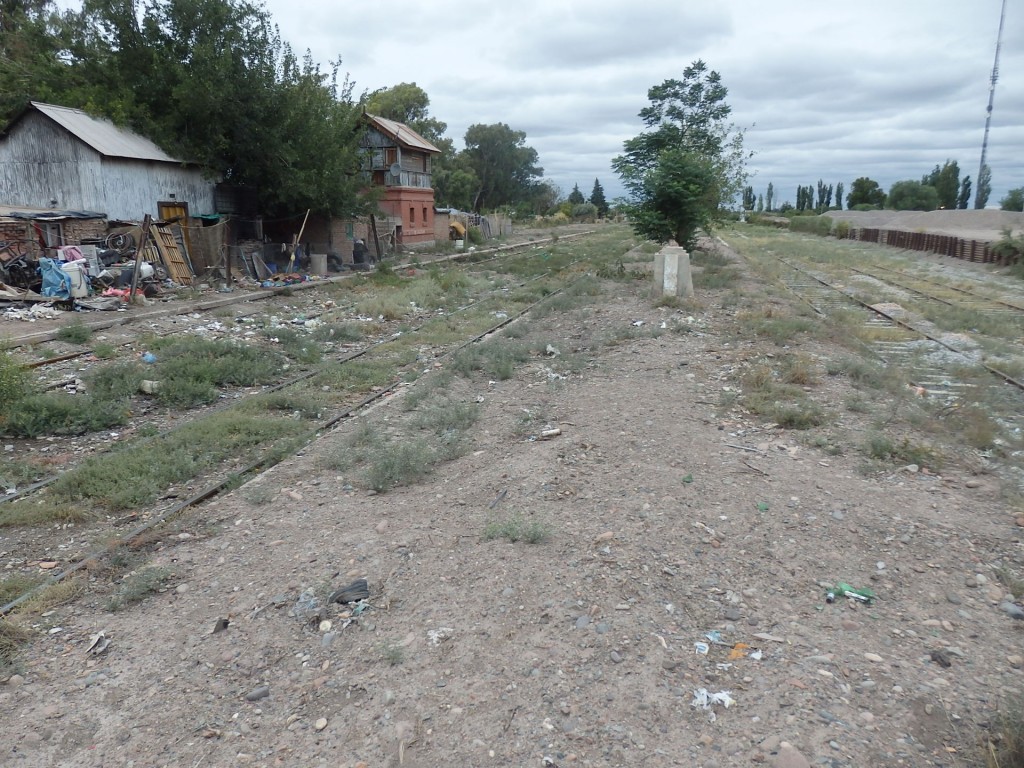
[975,0,1007,209]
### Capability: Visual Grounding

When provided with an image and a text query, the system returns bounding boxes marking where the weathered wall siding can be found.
[0,112,100,209]
[99,159,215,220]
[0,111,214,219]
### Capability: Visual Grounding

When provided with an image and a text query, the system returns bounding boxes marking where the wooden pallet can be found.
[152,225,194,284]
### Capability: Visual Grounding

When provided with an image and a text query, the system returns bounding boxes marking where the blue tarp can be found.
[38,258,71,298]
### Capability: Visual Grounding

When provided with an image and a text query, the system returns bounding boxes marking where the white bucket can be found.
[61,262,88,298]
[455,239,464,250]
[310,253,327,274]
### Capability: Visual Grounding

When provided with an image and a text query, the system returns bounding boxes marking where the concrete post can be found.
[653,245,694,298]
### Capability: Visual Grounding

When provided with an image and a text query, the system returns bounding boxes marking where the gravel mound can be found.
[824,209,1024,242]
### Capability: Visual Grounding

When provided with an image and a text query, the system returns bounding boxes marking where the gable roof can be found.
[364,113,441,154]
[9,102,184,164]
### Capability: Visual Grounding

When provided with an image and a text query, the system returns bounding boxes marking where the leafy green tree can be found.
[461,122,543,212]
[48,0,366,219]
[530,181,562,216]
[846,177,885,208]
[589,179,609,217]
[1001,188,1024,212]
[363,82,446,144]
[612,59,749,244]
[886,180,939,211]
[835,182,844,210]
[741,186,755,211]
[813,180,833,211]
[0,0,72,120]
[567,184,585,205]
[975,164,992,209]
[957,176,972,209]
[621,149,719,248]
[922,160,960,209]
[765,182,774,212]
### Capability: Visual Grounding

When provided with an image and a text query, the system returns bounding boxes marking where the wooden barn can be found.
[0,102,215,223]
[360,113,441,248]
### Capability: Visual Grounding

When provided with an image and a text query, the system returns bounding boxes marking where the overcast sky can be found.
[274,1,1021,208]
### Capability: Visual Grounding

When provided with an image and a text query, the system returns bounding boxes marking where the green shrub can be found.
[865,434,942,469]
[788,216,833,237]
[994,228,1024,272]
[55,322,92,344]
[834,220,851,239]
[2,393,128,437]
[262,327,322,364]
[107,567,172,611]
[410,401,481,434]
[92,342,117,359]
[311,322,363,342]
[483,515,550,544]
[150,338,282,407]
[86,361,145,402]
[363,438,435,491]
[451,340,529,380]
[0,352,30,414]
[467,226,485,245]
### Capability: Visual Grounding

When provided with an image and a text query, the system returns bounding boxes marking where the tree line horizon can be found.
[744,161,1023,214]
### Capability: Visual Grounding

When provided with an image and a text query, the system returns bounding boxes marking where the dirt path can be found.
[0,233,1021,768]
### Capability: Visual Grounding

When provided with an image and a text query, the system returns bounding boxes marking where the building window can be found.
[422,207,427,224]
[409,207,415,224]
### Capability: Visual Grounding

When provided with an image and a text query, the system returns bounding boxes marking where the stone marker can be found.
[653,244,694,298]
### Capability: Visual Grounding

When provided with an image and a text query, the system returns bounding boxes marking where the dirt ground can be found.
[1,225,1023,768]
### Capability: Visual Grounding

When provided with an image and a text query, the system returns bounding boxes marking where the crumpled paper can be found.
[691,688,735,721]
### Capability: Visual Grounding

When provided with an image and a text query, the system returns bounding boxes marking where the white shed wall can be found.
[0,111,215,220]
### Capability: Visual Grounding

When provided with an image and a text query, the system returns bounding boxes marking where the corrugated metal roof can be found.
[364,113,441,154]
[29,102,183,163]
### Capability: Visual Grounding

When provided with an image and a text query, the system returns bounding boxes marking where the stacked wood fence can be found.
[838,227,1011,265]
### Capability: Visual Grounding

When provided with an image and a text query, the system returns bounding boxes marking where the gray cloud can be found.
[269,0,1023,207]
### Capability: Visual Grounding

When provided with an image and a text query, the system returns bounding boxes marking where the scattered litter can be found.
[631,320,645,327]
[540,428,561,439]
[715,663,733,670]
[705,630,724,645]
[752,632,785,643]
[749,649,764,661]
[682,474,694,484]
[545,344,560,356]
[691,688,735,721]
[212,617,230,634]
[86,631,111,655]
[826,582,875,604]
[141,351,157,364]
[694,642,710,655]
[427,627,454,646]
[727,643,751,661]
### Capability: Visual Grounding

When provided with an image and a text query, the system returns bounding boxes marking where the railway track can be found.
[0,227,630,615]
[845,263,1024,321]
[741,244,1024,496]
